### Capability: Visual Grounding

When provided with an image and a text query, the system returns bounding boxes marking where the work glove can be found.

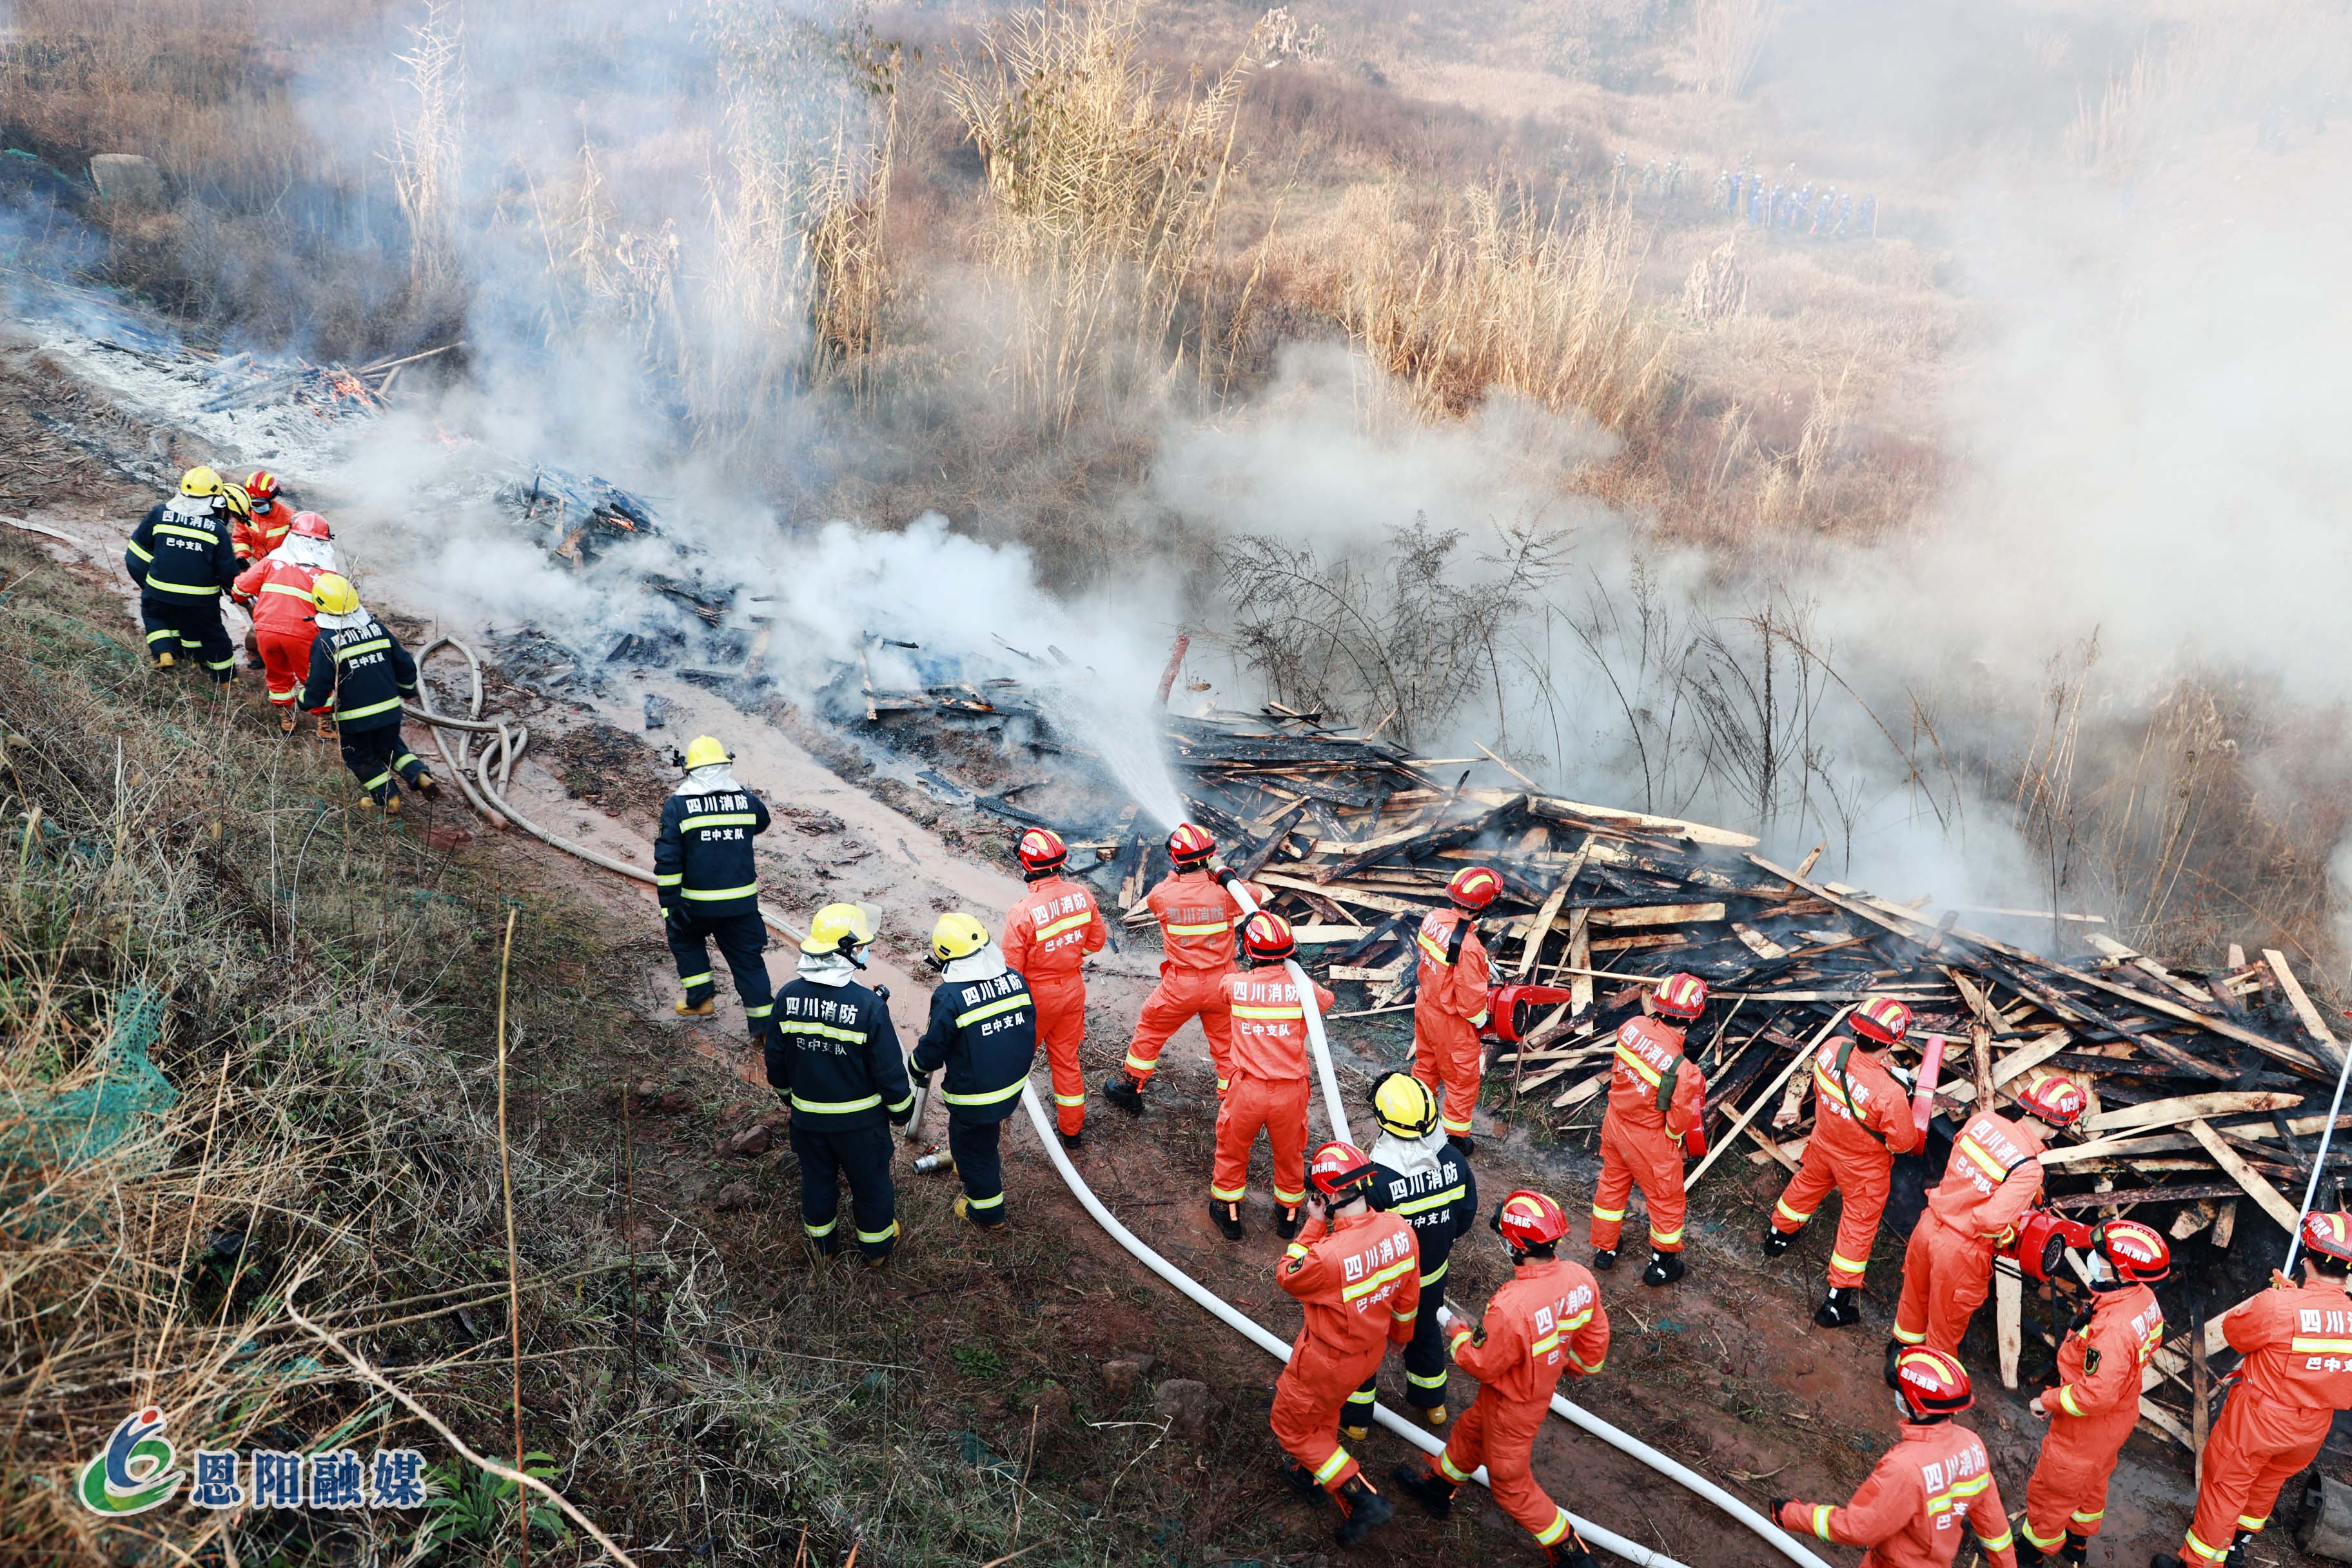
[1767,1498,1795,1530]
[662,905,683,928]
[1213,866,1238,888]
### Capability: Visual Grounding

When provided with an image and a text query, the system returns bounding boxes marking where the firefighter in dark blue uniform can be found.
[910,912,1037,1230]
[299,572,438,814]
[769,903,913,1264]
[125,466,242,681]
[1345,1073,1477,1438]
[653,734,775,1047]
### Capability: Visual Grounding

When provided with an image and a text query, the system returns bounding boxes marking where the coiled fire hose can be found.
[406,643,1799,1565]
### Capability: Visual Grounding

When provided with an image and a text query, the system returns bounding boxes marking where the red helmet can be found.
[288,511,331,541]
[1017,827,1068,874]
[1652,972,1708,1021]
[1307,1141,1376,1200]
[2014,1074,2087,1129]
[1167,822,1216,866]
[2090,1219,2170,1286]
[245,469,279,501]
[1852,996,1912,1045]
[1447,865,1501,910]
[1241,910,1297,963]
[2302,1210,2352,1266]
[1891,1346,1973,1421]
[1494,1189,1568,1250]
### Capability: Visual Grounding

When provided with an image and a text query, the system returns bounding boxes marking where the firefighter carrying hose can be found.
[1590,971,1709,1286]
[1769,1346,2019,1568]
[654,736,776,1046]
[1001,827,1107,1147]
[769,903,912,1265]
[1345,1073,1475,1439]
[1271,1140,1418,1546]
[1210,912,1331,1241]
[1889,1073,2085,1362]
[126,466,242,682]
[1393,1189,1609,1566]
[2153,1210,2352,1568]
[300,573,439,814]
[910,912,1035,1231]
[1106,823,1264,1113]
[1412,866,1499,1152]
[1763,995,1921,1327]
[230,511,335,733]
[2016,1219,2168,1566]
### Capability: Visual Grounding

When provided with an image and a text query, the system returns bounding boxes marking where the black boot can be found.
[1278,1457,1321,1500]
[1391,1462,1455,1520]
[1590,1248,1618,1272]
[1642,1250,1685,1286]
[1542,1531,1602,1568]
[1331,1475,1393,1545]
[1814,1287,1861,1328]
[2149,1556,2189,1568]
[1275,1204,1304,1239]
[1761,1223,1796,1258]
[1102,1073,1145,1115]
[2061,1534,2090,1565]
[1057,1128,1083,1150]
[1211,1199,1244,1240]
[1882,1338,1904,1388]
[1451,1133,1475,1157]
[2015,1540,2050,1568]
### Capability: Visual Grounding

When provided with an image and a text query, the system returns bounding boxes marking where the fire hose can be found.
[404,642,1797,1565]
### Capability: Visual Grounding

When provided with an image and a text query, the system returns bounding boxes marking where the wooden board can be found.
[1513,854,1580,981]
[2082,1091,2305,1136]
[2266,950,2343,1050]
[1997,1268,2023,1389]
[2186,1119,2302,1233]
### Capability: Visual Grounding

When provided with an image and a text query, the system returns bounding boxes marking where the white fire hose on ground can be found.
[403,643,1794,1565]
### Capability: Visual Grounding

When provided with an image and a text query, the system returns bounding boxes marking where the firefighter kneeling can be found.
[2017,1219,2168,1565]
[1271,1141,1418,1546]
[910,912,1035,1231]
[1770,1346,2018,1568]
[1393,1190,1609,1567]
[2154,1210,2352,1568]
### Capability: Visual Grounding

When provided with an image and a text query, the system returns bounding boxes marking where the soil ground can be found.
[0,328,2298,1568]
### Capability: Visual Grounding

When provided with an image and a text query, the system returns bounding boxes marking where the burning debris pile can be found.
[198,342,453,416]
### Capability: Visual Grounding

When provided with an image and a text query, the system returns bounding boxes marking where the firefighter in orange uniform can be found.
[1271,1141,1418,1546]
[2153,1211,2352,1568]
[1770,1346,2017,1568]
[1589,972,1710,1286]
[1105,823,1261,1113]
[1000,827,1108,1147]
[2017,1219,2168,1566]
[230,511,337,732]
[1412,866,1499,1152]
[237,470,294,560]
[1890,1073,2085,1364]
[1211,912,1332,1241]
[1395,1190,1611,1566]
[1762,995,1921,1327]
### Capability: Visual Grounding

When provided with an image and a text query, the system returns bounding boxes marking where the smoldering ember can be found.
[6,5,2352,1568]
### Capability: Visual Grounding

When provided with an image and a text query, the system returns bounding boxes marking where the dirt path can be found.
[0,327,2239,1567]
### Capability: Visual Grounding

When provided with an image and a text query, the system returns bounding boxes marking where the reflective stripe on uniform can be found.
[1312,1448,1351,1485]
[1534,1511,1571,1547]
[128,540,154,562]
[1394,1183,1466,1216]
[2289,1337,2352,1353]
[1810,1504,1835,1541]
[1830,1250,1870,1275]
[1210,1182,1246,1202]
[683,883,759,902]
[1054,1091,1086,1106]
[1567,1348,1604,1375]
[1231,1004,1304,1020]
[1164,919,1230,936]
[1975,1528,2014,1553]
[260,581,314,600]
[2056,1384,2085,1417]
[941,1079,1025,1108]
[1531,1330,1561,1357]
[956,993,1033,1027]
[677,970,713,988]
[144,577,221,596]
[2069,1507,2104,1526]
[778,1020,867,1043]
[680,812,760,831]
[1890,1323,1926,1344]
[1591,1203,1627,1222]
[857,1220,899,1245]
[146,627,176,643]
[804,1217,837,1238]
[1340,1257,1415,1302]
[2184,1529,2230,1562]
[1955,1133,2011,1182]
[1273,1185,1304,1205]
[656,873,683,887]
[1416,931,1453,966]
[1925,1473,1989,1514]
[1650,1224,1684,1246]
[965,1192,1004,1210]
[1614,1044,1662,1085]
[333,636,390,662]
[1122,1050,1156,1073]
[1036,911,1090,939]
[204,656,234,672]
[153,523,220,544]
[1418,1259,1448,1287]
[1407,1368,1447,1389]
[2237,1513,2268,1530]
[791,1093,883,1115]
[2020,1521,2067,1550]
[362,770,392,791]
[338,696,401,722]
[1437,1449,1473,1484]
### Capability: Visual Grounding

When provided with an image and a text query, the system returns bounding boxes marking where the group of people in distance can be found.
[126,466,439,812]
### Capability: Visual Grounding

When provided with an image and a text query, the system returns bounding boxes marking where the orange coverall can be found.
[1777,1420,2019,1568]
[1435,1255,1609,1551]
[2175,1280,2352,1564]
[2021,1282,2162,1554]
[230,554,324,707]
[231,499,292,562]
[1273,1206,1420,1495]
[1591,1013,1708,1255]
[1770,1032,1918,1287]
[1124,870,1260,1090]
[1001,875,1108,1137]
[1212,968,1334,1211]
[1891,1109,2047,1351]
[1411,906,1490,1138]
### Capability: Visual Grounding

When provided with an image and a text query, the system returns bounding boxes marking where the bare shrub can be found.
[386,0,464,303]
[1690,0,1778,99]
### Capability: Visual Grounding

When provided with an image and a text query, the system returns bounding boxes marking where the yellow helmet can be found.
[310,572,359,615]
[683,735,730,770]
[1371,1072,1440,1139]
[219,482,253,520]
[930,912,989,965]
[179,465,223,497]
[802,901,875,956]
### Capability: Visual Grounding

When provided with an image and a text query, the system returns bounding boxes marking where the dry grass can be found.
[1688,0,1778,99]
